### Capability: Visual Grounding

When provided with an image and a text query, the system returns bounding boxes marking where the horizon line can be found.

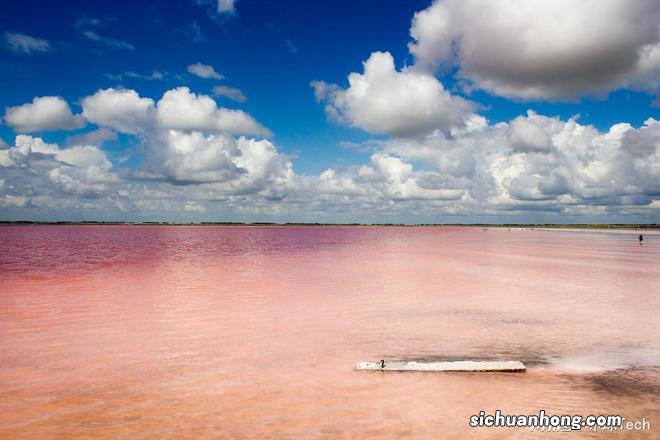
[1,221,658,229]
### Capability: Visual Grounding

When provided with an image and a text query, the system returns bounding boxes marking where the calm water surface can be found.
[0,226,658,438]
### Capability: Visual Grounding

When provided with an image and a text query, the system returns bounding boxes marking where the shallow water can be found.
[0,225,658,438]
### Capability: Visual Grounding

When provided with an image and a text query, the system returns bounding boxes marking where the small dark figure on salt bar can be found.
[639,234,644,243]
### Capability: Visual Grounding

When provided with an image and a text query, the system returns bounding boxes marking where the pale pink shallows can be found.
[0,225,658,438]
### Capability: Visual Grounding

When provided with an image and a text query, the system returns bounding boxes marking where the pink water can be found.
[0,226,658,438]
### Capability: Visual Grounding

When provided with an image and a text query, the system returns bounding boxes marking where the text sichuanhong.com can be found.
[469,410,652,432]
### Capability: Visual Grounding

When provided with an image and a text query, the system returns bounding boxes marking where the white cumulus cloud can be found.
[82,88,156,135]
[156,87,268,136]
[0,135,119,202]
[4,96,85,133]
[408,0,660,100]
[1,113,659,221]
[312,51,473,137]
[77,86,280,191]
[80,87,268,137]
[140,130,294,192]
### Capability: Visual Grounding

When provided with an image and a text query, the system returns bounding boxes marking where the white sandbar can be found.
[356,360,525,372]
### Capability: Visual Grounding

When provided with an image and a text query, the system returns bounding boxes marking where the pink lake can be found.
[0,225,658,438]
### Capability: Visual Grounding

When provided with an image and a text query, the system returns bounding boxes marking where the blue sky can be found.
[1,0,425,173]
[1,0,659,223]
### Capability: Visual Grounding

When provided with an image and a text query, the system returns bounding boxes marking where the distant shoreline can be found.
[0,221,658,230]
